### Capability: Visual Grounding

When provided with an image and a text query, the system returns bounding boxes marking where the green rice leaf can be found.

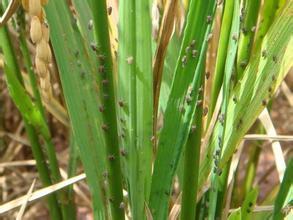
[199,1,293,190]
[46,1,108,218]
[273,159,293,220]
[149,0,216,218]
[118,0,153,218]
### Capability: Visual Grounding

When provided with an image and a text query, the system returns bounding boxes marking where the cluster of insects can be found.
[213,147,222,176]
[181,39,197,67]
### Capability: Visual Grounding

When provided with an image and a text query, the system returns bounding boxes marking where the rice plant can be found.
[0,0,292,219]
